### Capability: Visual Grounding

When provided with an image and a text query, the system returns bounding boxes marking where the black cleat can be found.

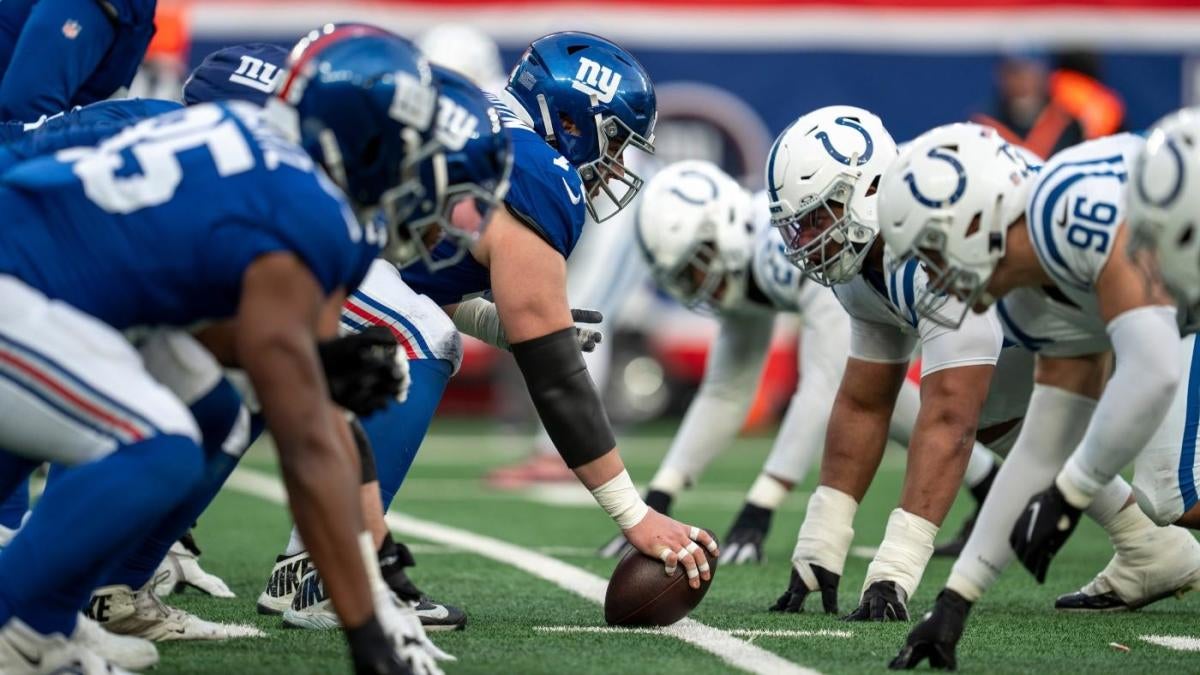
[380,536,467,631]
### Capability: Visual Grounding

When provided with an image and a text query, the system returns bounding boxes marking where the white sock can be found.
[793,486,857,576]
[648,466,688,496]
[745,473,789,510]
[285,526,306,556]
[864,509,939,599]
[963,443,997,488]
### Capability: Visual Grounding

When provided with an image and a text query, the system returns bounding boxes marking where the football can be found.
[604,533,719,626]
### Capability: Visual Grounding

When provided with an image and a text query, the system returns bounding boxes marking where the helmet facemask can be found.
[577,111,655,222]
[773,173,876,286]
[899,216,1001,329]
[654,237,746,314]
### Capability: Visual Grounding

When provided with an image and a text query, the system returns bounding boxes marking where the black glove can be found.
[319,326,407,416]
[723,503,773,565]
[769,563,840,614]
[889,588,972,671]
[347,616,414,675]
[571,308,603,353]
[1009,484,1083,583]
[844,580,908,621]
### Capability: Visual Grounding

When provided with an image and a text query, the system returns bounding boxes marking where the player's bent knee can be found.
[1132,484,1184,527]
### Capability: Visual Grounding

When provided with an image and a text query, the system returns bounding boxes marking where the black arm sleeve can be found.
[510,327,616,468]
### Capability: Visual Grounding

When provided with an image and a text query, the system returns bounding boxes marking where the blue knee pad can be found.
[0,434,204,635]
[362,358,452,509]
[103,376,252,589]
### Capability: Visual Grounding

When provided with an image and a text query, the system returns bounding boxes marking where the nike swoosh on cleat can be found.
[416,605,450,620]
[1025,502,1041,543]
[10,641,40,666]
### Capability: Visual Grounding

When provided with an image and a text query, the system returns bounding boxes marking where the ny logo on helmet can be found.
[389,71,437,130]
[435,96,479,152]
[571,57,622,104]
[230,55,281,93]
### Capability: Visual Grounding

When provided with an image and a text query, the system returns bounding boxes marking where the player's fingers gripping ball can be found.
[605,528,721,627]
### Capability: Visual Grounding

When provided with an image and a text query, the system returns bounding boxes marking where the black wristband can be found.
[511,327,616,468]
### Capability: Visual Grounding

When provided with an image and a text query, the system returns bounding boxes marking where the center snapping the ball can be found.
[603,534,719,626]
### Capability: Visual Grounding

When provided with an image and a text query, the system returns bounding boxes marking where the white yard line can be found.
[535,626,852,639]
[227,468,819,675]
[1140,635,1200,651]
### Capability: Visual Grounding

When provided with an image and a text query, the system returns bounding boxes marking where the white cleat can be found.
[88,579,265,641]
[73,613,158,670]
[0,617,132,675]
[284,567,453,666]
[257,550,311,615]
[1056,524,1200,611]
[153,536,235,599]
[281,567,339,630]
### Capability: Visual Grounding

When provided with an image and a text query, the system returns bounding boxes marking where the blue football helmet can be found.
[399,65,513,271]
[276,23,440,264]
[506,31,656,222]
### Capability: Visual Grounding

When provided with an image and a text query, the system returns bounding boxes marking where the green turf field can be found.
[156,421,1200,674]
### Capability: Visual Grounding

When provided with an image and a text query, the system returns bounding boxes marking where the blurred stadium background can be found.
[139,0,1200,431]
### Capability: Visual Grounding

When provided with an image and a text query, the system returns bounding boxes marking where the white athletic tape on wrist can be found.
[862,509,938,600]
[793,486,858,576]
[746,473,789,510]
[591,470,650,530]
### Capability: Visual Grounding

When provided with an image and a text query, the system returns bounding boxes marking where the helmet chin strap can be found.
[317,128,349,195]
[535,93,556,147]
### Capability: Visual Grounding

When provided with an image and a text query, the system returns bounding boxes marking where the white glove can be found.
[153,540,235,599]
[453,298,603,352]
[376,590,452,674]
[395,349,411,404]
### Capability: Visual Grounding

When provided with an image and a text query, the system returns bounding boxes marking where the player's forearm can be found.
[818,392,894,502]
[1058,306,1182,506]
[900,398,980,525]
[242,328,373,625]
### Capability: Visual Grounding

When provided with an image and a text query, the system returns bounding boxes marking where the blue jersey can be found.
[0,102,382,330]
[0,98,180,171]
[400,93,586,305]
[0,0,156,120]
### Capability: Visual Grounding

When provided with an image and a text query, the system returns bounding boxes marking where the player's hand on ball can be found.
[770,560,840,614]
[623,510,719,589]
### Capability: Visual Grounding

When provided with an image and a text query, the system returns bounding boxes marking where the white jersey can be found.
[831,247,1004,378]
[998,133,1145,357]
[341,260,464,373]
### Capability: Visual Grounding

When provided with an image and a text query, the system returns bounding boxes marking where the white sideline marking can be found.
[535,626,852,639]
[227,469,818,675]
[1140,635,1200,651]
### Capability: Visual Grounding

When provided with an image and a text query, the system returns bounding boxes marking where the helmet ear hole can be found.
[558,112,581,137]
[865,174,881,197]
[965,213,983,238]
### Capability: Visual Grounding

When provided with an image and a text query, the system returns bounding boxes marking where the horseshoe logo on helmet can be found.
[668,169,720,205]
[1137,137,1185,209]
[904,146,967,208]
[815,116,874,167]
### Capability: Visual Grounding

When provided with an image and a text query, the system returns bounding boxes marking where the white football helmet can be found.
[1128,107,1200,311]
[636,160,754,312]
[765,105,898,286]
[877,122,1036,327]
[416,24,505,90]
